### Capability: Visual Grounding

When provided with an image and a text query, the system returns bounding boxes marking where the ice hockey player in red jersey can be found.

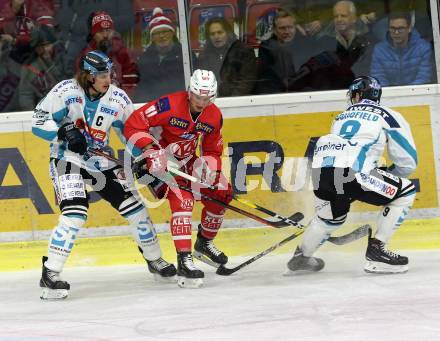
[124,69,233,288]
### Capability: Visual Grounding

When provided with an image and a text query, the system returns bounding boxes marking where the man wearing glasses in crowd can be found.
[370,11,433,86]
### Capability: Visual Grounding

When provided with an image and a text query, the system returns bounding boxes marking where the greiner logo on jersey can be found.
[314,141,347,155]
[356,172,397,199]
[100,105,118,116]
[195,121,213,134]
[169,117,189,130]
[65,96,83,105]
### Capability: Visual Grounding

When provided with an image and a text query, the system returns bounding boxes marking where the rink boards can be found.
[2,218,440,271]
[1,85,440,252]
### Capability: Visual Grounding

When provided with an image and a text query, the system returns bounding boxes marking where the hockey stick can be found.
[86,149,304,228]
[163,166,304,228]
[88,149,370,274]
[215,224,371,276]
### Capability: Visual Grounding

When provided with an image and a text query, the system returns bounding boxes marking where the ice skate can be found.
[147,257,177,283]
[364,229,408,274]
[138,247,177,282]
[193,227,228,267]
[284,246,325,275]
[177,252,204,288]
[40,256,70,300]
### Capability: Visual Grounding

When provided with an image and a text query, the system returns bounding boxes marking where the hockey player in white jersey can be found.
[32,50,176,300]
[286,76,417,274]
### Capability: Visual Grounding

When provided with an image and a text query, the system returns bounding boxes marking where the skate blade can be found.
[364,261,409,274]
[152,273,177,283]
[40,287,69,300]
[282,268,318,276]
[193,251,221,268]
[177,276,204,289]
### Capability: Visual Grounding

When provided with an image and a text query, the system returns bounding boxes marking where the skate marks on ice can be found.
[0,252,440,340]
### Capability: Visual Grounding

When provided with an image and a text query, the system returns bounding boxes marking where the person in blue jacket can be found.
[370,11,433,86]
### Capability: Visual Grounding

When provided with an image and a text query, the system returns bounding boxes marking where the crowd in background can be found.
[0,0,436,113]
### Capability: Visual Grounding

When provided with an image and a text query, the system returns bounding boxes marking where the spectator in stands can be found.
[55,0,135,78]
[0,0,55,64]
[197,17,257,97]
[134,7,188,103]
[370,11,433,86]
[257,8,313,94]
[310,0,375,90]
[280,0,332,37]
[19,25,65,110]
[76,11,139,97]
[0,52,21,112]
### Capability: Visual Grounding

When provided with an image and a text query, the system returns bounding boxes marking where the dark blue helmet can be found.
[80,50,112,76]
[348,76,382,104]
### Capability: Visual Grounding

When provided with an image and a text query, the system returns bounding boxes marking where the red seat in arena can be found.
[131,0,179,59]
[245,0,280,48]
[188,0,238,53]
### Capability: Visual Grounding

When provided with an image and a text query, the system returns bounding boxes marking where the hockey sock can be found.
[125,208,161,261]
[375,190,415,243]
[200,209,224,239]
[170,211,193,252]
[300,217,338,257]
[46,214,86,272]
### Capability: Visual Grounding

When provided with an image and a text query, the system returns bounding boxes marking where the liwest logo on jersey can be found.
[100,105,118,116]
[65,96,83,105]
[347,104,400,128]
[195,121,213,134]
[169,117,189,130]
[356,172,397,198]
[112,91,130,105]
[53,80,73,93]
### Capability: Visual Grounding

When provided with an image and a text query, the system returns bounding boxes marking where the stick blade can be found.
[272,212,305,228]
[328,224,371,245]
[216,265,237,276]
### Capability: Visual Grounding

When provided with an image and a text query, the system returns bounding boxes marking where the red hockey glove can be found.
[200,171,233,204]
[132,148,168,178]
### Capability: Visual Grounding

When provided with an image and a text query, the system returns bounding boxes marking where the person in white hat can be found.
[134,7,195,103]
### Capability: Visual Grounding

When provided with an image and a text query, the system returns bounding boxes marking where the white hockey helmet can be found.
[189,69,217,102]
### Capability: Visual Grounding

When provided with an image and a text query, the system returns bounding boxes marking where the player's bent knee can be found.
[317,214,347,232]
[118,196,145,217]
[393,178,416,207]
[59,214,87,229]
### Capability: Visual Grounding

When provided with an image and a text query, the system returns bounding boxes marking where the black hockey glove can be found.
[57,122,87,155]
[132,155,148,179]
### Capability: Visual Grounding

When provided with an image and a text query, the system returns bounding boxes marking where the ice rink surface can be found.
[1,250,440,341]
